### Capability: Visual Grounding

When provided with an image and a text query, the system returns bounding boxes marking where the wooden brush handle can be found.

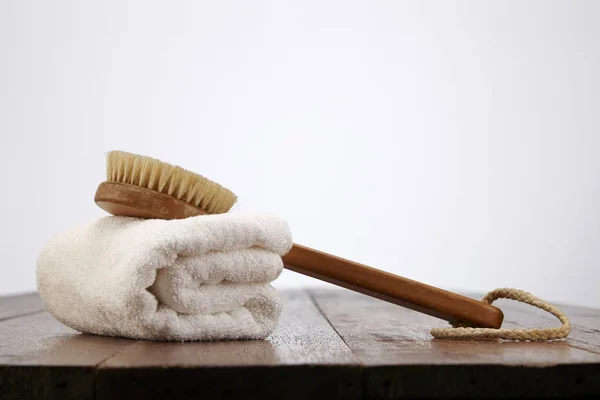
[283,243,504,328]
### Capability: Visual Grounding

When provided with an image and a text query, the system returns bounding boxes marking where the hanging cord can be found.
[430,288,571,341]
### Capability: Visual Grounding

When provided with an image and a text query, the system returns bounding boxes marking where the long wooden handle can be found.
[282,243,504,329]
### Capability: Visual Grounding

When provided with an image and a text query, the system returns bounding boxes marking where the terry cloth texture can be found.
[36,213,293,341]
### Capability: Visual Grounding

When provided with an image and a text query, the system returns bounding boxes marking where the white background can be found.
[1,1,599,307]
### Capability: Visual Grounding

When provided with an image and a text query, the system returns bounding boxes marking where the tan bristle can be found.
[105,150,237,214]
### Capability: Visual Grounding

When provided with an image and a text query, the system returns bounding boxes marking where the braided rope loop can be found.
[430,288,571,341]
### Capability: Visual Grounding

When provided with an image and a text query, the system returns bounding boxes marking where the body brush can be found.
[94,151,504,328]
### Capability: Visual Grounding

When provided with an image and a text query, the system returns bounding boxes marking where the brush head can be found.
[94,150,237,219]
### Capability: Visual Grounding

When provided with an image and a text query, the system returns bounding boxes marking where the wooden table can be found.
[1,289,599,399]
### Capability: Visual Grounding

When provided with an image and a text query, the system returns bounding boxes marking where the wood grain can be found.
[2,290,600,400]
[95,181,207,220]
[284,244,504,329]
[97,290,360,400]
[490,298,600,355]
[0,292,44,321]
[310,288,600,399]
[0,312,135,399]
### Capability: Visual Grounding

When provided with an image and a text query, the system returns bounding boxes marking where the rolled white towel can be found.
[35,213,293,341]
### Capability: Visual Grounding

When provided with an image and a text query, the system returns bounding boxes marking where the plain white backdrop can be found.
[1,1,599,307]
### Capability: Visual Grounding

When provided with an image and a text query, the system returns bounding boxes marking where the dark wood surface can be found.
[0,292,44,321]
[1,289,599,400]
[310,289,600,399]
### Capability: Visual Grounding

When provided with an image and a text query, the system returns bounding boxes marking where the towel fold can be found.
[35,213,293,341]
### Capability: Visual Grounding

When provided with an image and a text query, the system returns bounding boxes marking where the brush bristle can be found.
[105,150,237,214]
